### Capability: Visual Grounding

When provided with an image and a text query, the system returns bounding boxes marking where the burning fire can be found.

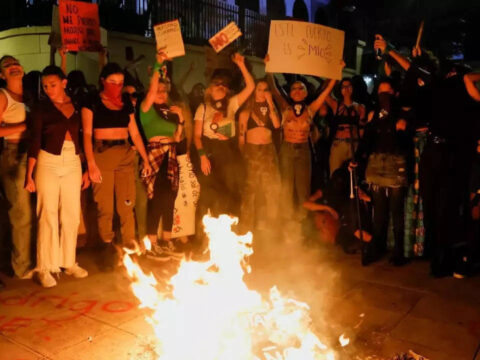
[123,215,348,359]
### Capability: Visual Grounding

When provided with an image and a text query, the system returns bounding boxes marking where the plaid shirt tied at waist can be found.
[141,142,178,199]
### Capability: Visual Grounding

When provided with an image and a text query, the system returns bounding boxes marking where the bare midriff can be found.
[283,111,310,143]
[94,128,129,140]
[335,125,357,139]
[246,127,272,145]
[149,135,175,144]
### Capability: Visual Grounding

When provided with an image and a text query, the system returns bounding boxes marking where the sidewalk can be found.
[1,242,479,360]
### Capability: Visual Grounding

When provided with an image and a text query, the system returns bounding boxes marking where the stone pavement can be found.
[0,239,479,360]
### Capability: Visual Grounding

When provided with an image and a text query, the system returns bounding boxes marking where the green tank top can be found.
[140,106,177,140]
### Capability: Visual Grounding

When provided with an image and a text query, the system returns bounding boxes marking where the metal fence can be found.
[0,0,271,57]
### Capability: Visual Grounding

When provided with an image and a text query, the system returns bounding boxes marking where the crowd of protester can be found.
[1,32,480,289]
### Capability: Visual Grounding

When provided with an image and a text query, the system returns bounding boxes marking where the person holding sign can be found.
[82,63,152,270]
[265,55,337,228]
[238,79,281,232]
[193,53,255,217]
[25,66,89,287]
[0,55,34,280]
[139,51,185,261]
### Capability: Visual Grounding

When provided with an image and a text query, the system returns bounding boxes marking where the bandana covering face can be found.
[209,97,228,115]
[292,102,306,117]
[253,101,269,123]
[103,82,123,107]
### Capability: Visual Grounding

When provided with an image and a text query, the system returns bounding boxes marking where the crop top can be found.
[140,105,178,140]
[28,99,81,159]
[335,102,360,126]
[0,88,27,140]
[83,94,134,129]
[247,114,274,131]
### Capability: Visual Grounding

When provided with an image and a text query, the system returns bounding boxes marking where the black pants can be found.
[146,153,178,235]
[368,186,406,259]
[419,143,467,272]
[197,138,244,217]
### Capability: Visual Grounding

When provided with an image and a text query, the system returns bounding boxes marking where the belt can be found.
[96,139,128,146]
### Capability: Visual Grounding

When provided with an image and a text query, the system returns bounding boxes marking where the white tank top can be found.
[0,88,27,140]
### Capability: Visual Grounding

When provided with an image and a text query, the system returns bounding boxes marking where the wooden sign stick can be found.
[415,20,424,49]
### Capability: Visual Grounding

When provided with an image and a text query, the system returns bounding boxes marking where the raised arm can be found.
[464,73,480,102]
[141,51,168,113]
[58,47,67,75]
[374,34,411,71]
[264,54,289,112]
[309,78,336,114]
[231,53,255,107]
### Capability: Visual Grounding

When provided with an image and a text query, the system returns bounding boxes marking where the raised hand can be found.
[231,52,245,67]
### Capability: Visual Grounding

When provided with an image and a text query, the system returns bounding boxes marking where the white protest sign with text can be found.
[154,19,185,58]
[266,20,345,80]
[209,22,242,53]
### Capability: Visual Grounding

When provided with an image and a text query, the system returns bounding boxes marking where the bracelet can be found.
[153,61,164,73]
[198,148,206,156]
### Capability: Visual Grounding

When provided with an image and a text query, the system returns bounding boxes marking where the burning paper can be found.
[123,214,344,359]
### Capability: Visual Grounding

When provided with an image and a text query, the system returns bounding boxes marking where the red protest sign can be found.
[59,0,101,52]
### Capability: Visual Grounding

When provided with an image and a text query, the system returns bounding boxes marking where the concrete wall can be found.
[0,26,266,94]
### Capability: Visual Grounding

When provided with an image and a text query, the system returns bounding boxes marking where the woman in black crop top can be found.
[81,63,152,268]
[237,80,281,232]
[24,66,89,288]
[325,78,366,176]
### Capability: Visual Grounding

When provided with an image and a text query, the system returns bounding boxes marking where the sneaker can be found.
[38,271,57,288]
[64,264,88,278]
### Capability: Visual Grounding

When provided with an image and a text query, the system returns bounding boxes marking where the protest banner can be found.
[266,20,345,80]
[171,155,200,238]
[153,19,185,58]
[209,22,242,53]
[59,0,101,52]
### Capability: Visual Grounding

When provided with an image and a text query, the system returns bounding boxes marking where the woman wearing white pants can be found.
[25,65,89,288]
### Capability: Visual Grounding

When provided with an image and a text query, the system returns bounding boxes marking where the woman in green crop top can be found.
[139,51,184,260]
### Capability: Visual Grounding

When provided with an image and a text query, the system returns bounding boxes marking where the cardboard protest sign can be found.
[153,20,185,58]
[209,22,242,53]
[172,155,200,238]
[59,0,101,52]
[266,20,344,80]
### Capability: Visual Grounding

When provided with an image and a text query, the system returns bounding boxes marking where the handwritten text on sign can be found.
[209,22,242,53]
[154,19,185,58]
[266,21,344,80]
[59,0,101,52]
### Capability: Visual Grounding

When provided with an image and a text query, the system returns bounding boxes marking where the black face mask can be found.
[292,101,306,117]
[253,101,269,122]
[378,92,392,117]
[210,97,228,115]
[154,103,176,123]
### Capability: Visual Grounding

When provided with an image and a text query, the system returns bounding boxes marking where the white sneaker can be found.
[64,264,88,278]
[38,271,57,288]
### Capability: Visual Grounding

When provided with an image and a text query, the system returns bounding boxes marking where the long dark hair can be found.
[98,62,124,90]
